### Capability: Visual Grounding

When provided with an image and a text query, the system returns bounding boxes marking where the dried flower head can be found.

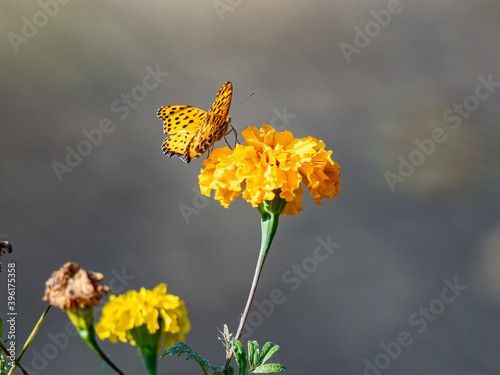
[43,262,109,311]
[0,241,13,272]
[0,241,13,255]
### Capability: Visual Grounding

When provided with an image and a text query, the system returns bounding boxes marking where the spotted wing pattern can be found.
[158,105,208,158]
[157,82,233,163]
[185,81,232,163]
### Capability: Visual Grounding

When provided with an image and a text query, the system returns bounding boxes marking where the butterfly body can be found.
[158,81,233,163]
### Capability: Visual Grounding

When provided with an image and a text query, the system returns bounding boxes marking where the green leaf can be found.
[233,339,247,375]
[252,363,286,373]
[198,357,219,372]
[259,342,280,365]
[162,342,223,374]
[1,352,8,375]
[99,360,107,375]
[247,341,259,367]
[162,342,195,358]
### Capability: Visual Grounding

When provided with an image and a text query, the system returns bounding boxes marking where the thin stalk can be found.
[80,326,126,375]
[18,304,52,361]
[5,304,52,375]
[223,198,285,374]
[0,340,29,375]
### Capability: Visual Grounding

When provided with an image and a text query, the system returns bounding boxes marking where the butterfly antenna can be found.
[229,92,254,115]
[222,91,252,149]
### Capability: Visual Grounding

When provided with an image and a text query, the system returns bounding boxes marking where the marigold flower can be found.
[43,262,109,311]
[95,283,190,351]
[42,263,126,374]
[199,125,341,215]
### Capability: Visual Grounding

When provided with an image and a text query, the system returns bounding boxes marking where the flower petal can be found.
[199,125,341,215]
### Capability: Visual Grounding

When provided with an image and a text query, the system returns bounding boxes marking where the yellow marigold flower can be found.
[96,283,190,351]
[199,125,341,216]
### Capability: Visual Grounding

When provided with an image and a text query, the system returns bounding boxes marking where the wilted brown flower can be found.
[0,241,13,254]
[43,262,109,310]
[0,241,13,272]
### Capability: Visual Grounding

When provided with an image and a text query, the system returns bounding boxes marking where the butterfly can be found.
[158,81,234,163]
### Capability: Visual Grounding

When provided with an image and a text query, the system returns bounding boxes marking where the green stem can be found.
[0,340,28,375]
[223,195,287,374]
[138,345,158,375]
[78,326,126,375]
[5,304,52,375]
[196,358,209,375]
[234,210,280,340]
[67,305,125,374]
[18,304,51,361]
[130,324,161,375]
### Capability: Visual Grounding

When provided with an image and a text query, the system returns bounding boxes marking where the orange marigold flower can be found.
[199,125,341,216]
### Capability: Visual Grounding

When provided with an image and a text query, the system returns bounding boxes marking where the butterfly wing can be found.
[158,105,208,160]
[185,81,233,162]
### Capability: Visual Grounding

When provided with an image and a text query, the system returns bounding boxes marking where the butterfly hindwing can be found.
[158,105,207,158]
[162,132,194,159]
[158,82,233,163]
[158,105,207,134]
[185,114,230,162]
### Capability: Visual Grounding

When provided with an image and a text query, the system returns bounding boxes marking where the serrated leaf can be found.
[233,339,247,375]
[259,342,280,364]
[1,353,8,374]
[162,347,187,358]
[209,364,220,372]
[252,363,286,373]
[162,342,223,374]
[186,352,201,360]
[199,357,218,372]
[247,340,259,367]
[162,342,194,358]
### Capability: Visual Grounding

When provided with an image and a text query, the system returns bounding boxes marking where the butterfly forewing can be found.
[158,82,233,163]
[185,82,233,162]
[208,81,232,117]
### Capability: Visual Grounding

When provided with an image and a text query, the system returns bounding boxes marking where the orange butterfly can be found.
[158,81,233,163]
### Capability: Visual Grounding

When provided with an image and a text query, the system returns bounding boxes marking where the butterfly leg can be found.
[224,124,240,149]
[206,142,218,159]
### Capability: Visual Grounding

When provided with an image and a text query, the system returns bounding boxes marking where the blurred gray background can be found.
[1,1,500,374]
